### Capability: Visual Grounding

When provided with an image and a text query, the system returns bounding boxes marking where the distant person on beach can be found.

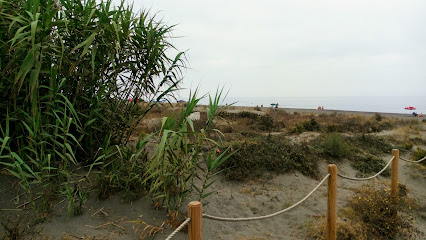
[321,106,324,110]
[261,104,263,108]
[317,106,321,110]
[275,103,278,109]
[419,113,423,117]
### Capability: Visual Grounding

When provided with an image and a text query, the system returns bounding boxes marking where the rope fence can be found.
[202,174,330,222]
[400,156,426,163]
[165,149,425,240]
[337,156,394,181]
[165,218,191,240]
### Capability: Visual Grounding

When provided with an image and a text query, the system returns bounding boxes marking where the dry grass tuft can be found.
[308,184,421,240]
[307,217,367,240]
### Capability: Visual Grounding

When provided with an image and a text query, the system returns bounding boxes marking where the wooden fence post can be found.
[327,164,337,240]
[188,201,202,240]
[391,149,399,197]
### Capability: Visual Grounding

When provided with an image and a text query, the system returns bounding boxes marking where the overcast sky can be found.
[113,0,426,98]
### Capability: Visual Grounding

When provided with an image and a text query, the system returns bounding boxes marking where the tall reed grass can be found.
[0,0,185,215]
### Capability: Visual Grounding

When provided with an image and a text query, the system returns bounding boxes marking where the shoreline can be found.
[219,105,423,120]
[279,107,417,119]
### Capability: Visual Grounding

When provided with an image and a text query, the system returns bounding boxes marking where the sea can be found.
[197,96,426,115]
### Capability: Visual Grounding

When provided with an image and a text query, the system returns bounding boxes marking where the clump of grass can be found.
[221,136,319,180]
[313,133,349,160]
[96,144,148,201]
[411,148,426,165]
[307,217,367,240]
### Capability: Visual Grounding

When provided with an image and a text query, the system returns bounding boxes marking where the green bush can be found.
[258,115,274,131]
[221,136,319,180]
[350,134,393,156]
[352,156,390,178]
[291,118,320,133]
[315,133,349,160]
[375,113,383,122]
[312,133,395,177]
[237,111,260,119]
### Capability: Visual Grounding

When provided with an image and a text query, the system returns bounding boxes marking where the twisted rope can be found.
[202,174,330,222]
[337,156,394,181]
[165,218,191,240]
[400,156,426,163]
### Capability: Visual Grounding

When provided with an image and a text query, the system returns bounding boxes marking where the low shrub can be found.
[324,124,342,133]
[258,115,275,131]
[349,134,393,156]
[342,185,420,239]
[237,111,260,119]
[319,115,394,133]
[402,142,414,151]
[219,112,277,132]
[375,113,383,122]
[290,118,320,134]
[221,136,319,180]
[312,133,395,177]
[352,155,390,178]
[308,184,421,240]
[314,133,349,160]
